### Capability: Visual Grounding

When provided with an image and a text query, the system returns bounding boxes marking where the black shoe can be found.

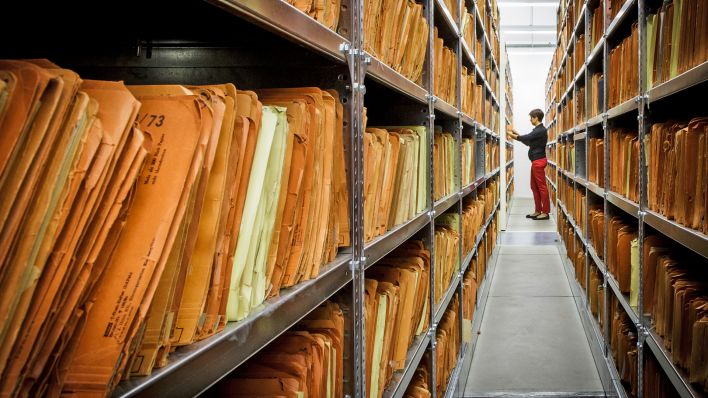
[532,214,550,220]
[526,213,539,218]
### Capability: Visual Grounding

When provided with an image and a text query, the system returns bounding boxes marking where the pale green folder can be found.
[629,237,639,308]
[370,294,387,398]
[437,213,460,272]
[646,13,657,89]
[227,106,285,321]
[381,126,428,215]
[669,0,683,79]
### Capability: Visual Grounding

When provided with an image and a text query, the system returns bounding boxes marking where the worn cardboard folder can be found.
[61,92,209,395]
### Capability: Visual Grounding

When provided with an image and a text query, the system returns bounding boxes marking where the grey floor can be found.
[463,197,604,397]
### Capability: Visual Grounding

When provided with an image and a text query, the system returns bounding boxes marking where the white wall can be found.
[507,51,553,198]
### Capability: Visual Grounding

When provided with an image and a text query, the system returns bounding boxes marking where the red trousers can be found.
[530,158,550,213]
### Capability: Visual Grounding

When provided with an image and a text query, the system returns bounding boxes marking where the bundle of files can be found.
[441,0,457,21]
[591,5,603,48]
[645,238,708,391]
[404,363,432,398]
[559,99,572,132]
[0,59,351,396]
[505,145,513,162]
[588,137,604,185]
[364,240,431,398]
[574,187,586,236]
[462,11,474,52]
[646,118,707,235]
[206,300,345,398]
[462,198,485,255]
[363,126,428,242]
[461,68,482,120]
[607,216,637,297]
[645,351,683,398]
[477,231,489,282]
[588,206,605,258]
[588,265,605,327]
[486,138,499,170]
[573,34,586,76]
[435,296,461,398]
[646,0,708,89]
[285,0,341,31]
[462,137,476,186]
[608,24,638,109]
[0,60,152,397]
[434,28,457,106]
[610,298,639,397]
[463,264,478,323]
[575,86,586,122]
[588,72,604,118]
[574,243,587,291]
[434,215,460,305]
[363,0,429,84]
[434,129,456,201]
[609,127,639,203]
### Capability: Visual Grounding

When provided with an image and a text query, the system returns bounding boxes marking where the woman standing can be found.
[506,108,550,220]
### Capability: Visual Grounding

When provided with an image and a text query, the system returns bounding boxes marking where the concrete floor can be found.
[463,198,604,397]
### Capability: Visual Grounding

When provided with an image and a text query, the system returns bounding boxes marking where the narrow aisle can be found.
[463,198,604,397]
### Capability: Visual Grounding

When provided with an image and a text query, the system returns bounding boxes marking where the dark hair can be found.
[529,109,544,121]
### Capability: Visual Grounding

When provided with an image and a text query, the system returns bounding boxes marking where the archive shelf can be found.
[506,176,514,192]
[114,254,352,397]
[505,160,513,168]
[606,96,639,119]
[434,0,460,37]
[364,211,431,270]
[606,191,639,219]
[1,0,506,396]
[645,330,706,398]
[587,243,607,275]
[643,209,708,259]
[435,274,462,324]
[574,131,587,140]
[587,114,604,127]
[382,333,431,398]
[434,192,461,216]
[588,37,604,64]
[365,55,429,104]
[547,176,558,191]
[606,273,639,325]
[208,0,350,62]
[606,0,638,39]
[587,181,604,197]
[647,61,708,103]
[574,176,588,187]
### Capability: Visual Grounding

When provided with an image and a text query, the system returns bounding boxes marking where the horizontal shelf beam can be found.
[645,330,703,398]
[114,253,352,397]
[365,211,431,268]
[434,192,461,216]
[435,274,462,324]
[366,54,429,104]
[606,191,639,219]
[644,209,708,259]
[382,333,431,398]
[648,61,708,103]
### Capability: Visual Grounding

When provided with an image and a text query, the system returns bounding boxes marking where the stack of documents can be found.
[610,297,639,396]
[574,187,586,236]
[0,59,351,396]
[463,265,478,323]
[575,86,586,122]
[647,0,708,89]
[607,216,637,295]
[645,351,684,397]
[285,0,341,31]
[363,0,429,84]
[589,265,605,326]
[434,215,460,305]
[462,11,474,51]
[591,6,603,48]
[442,0,457,21]
[434,28,457,106]
[647,118,707,234]
[365,240,431,398]
[462,137,476,186]
[435,296,460,398]
[462,198,485,255]
[589,206,605,257]
[0,60,151,397]
[460,67,482,120]
[207,300,345,398]
[588,137,604,185]
[573,34,586,77]
[645,240,708,391]
[434,128,456,201]
[609,128,639,203]
[608,23,638,108]
[363,126,428,242]
[574,246,587,291]
[588,72,604,118]
[405,362,432,398]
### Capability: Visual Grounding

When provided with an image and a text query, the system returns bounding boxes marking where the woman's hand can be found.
[506,125,518,140]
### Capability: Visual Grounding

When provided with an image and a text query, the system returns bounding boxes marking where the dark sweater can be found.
[517,124,548,161]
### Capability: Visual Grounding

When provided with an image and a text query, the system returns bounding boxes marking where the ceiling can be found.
[499,0,559,51]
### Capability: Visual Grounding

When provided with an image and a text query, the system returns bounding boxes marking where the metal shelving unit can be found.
[546,0,708,396]
[0,0,506,396]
